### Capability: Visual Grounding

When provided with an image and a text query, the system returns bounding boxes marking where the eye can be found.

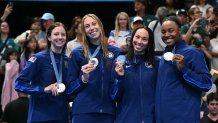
[142,37,149,41]
[168,29,174,33]
[61,33,66,37]
[135,35,140,39]
[92,22,97,26]
[161,30,166,34]
[53,32,59,36]
[85,24,90,29]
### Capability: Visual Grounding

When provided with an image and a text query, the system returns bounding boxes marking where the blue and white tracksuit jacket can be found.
[112,55,158,123]
[67,44,122,115]
[15,49,69,123]
[155,40,212,123]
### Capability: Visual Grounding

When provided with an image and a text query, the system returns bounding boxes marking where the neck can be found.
[134,51,145,55]
[137,11,145,17]
[199,1,206,6]
[1,33,8,41]
[51,46,62,54]
[30,49,35,54]
[90,38,101,45]
[120,27,127,31]
[208,113,218,121]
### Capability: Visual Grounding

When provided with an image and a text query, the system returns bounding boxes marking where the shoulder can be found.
[108,45,122,52]
[28,50,49,63]
[70,46,84,57]
[107,45,122,57]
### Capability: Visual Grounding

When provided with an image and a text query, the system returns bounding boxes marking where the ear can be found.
[47,36,52,42]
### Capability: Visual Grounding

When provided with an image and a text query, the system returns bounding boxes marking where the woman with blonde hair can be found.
[108,12,131,53]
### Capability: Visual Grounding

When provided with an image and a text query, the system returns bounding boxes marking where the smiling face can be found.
[132,28,149,54]
[161,20,180,47]
[48,26,66,50]
[83,16,101,43]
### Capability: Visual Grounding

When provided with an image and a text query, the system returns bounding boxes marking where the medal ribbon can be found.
[50,50,63,83]
[88,45,101,59]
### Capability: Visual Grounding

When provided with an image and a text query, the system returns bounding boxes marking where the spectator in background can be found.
[181,6,207,47]
[67,16,82,41]
[1,92,29,123]
[0,21,20,115]
[38,12,55,50]
[14,17,41,47]
[20,36,39,70]
[195,0,212,18]
[156,16,212,123]
[1,49,19,111]
[156,0,177,17]
[148,7,169,56]
[176,9,189,26]
[131,16,144,30]
[206,7,214,22]
[130,0,156,27]
[66,21,82,57]
[201,92,218,123]
[108,12,131,53]
[0,3,13,22]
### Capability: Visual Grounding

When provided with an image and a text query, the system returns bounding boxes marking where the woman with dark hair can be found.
[111,26,158,123]
[20,37,39,70]
[15,22,69,123]
[67,16,82,41]
[67,14,122,123]
[155,16,212,123]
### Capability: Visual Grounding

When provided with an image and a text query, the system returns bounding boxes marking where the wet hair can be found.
[81,14,108,60]
[126,26,155,66]
[162,15,182,28]
[207,92,218,104]
[46,22,68,52]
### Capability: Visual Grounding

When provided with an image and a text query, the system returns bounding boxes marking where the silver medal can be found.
[57,83,66,93]
[89,58,98,68]
[163,52,174,61]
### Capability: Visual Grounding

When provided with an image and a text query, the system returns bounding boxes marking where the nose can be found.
[164,31,171,37]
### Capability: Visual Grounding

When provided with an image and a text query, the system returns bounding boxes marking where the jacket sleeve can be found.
[181,50,212,92]
[15,55,45,95]
[66,50,87,99]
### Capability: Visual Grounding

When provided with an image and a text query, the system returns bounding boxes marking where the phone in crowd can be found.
[8,2,13,8]
[197,18,209,26]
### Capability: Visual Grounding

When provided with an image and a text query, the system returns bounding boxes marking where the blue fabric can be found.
[112,55,158,123]
[67,44,122,115]
[72,113,114,123]
[15,49,69,122]
[155,40,212,123]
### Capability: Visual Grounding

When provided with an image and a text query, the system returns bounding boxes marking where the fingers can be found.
[44,83,59,96]
[173,54,184,62]
[115,61,124,73]
[81,63,94,74]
